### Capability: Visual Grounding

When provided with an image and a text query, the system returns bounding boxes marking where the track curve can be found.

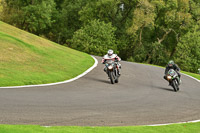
[0,56,199,126]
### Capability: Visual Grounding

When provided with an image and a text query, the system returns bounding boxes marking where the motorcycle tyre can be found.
[109,71,115,84]
[115,77,119,83]
[172,80,178,92]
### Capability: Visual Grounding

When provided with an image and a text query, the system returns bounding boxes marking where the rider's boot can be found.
[118,69,121,75]
[178,78,181,85]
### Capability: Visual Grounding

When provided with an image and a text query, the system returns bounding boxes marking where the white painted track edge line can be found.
[148,72,200,126]
[181,73,200,82]
[125,61,200,126]
[0,56,98,88]
[127,61,200,83]
[42,119,200,128]
[148,120,200,126]
[2,57,200,126]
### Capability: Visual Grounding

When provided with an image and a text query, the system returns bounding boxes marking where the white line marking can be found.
[181,73,200,82]
[0,56,98,88]
[125,61,200,126]
[148,72,200,126]
[43,126,51,128]
[1,58,200,126]
[148,119,200,126]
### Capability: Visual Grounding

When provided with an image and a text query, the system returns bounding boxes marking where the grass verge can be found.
[0,21,94,87]
[181,71,200,80]
[0,122,200,133]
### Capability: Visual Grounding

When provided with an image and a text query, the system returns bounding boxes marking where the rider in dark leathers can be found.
[164,60,181,83]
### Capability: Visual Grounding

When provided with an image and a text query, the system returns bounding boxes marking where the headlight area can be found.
[108,65,113,70]
[167,76,172,80]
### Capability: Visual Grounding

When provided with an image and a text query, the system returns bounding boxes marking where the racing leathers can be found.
[164,64,181,80]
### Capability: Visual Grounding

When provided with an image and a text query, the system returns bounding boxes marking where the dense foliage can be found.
[0,0,199,73]
[69,19,117,55]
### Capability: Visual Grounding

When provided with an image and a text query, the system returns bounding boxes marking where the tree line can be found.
[0,0,199,73]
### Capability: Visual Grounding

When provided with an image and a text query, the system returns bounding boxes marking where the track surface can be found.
[0,57,199,126]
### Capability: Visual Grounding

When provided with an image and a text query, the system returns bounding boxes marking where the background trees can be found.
[0,0,56,35]
[69,19,117,55]
[0,0,199,73]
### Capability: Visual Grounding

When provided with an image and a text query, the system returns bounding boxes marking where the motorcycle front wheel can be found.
[172,80,178,92]
[109,71,115,84]
[115,77,119,83]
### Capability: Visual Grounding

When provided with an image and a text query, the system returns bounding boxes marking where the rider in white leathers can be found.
[101,49,121,75]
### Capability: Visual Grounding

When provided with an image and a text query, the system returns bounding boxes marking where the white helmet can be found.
[107,49,113,56]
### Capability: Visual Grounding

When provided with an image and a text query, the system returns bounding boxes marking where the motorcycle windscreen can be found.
[105,59,115,64]
[168,69,176,77]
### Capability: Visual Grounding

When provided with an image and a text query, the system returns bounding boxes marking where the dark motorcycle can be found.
[166,69,180,92]
[105,60,120,84]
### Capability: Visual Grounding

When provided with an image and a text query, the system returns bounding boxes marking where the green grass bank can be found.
[0,122,200,133]
[0,21,94,87]
[181,71,200,80]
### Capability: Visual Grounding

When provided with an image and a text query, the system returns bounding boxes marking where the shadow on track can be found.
[153,86,174,92]
[85,77,110,84]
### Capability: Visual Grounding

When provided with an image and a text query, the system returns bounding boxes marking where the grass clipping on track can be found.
[0,21,94,87]
[0,122,200,133]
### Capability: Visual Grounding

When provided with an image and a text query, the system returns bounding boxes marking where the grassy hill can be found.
[0,21,94,87]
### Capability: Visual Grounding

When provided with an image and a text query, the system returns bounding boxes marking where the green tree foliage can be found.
[127,0,197,67]
[22,0,56,34]
[1,0,200,73]
[1,0,56,35]
[79,0,121,25]
[0,0,3,19]
[57,0,86,43]
[69,19,117,56]
[189,0,200,23]
[174,27,200,73]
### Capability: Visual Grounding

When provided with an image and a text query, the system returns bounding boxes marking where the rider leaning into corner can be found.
[164,60,181,84]
[101,49,121,75]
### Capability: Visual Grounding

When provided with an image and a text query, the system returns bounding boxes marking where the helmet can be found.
[168,60,174,67]
[107,49,113,56]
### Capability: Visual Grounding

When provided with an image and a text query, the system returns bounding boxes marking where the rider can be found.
[164,60,181,83]
[102,49,121,75]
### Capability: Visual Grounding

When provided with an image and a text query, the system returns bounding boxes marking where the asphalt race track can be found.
[0,57,199,126]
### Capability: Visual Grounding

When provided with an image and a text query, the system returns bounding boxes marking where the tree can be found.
[153,0,193,58]
[79,0,121,25]
[53,0,91,44]
[127,0,156,63]
[1,0,199,73]
[22,0,56,35]
[1,0,56,35]
[69,19,117,56]
[174,27,200,73]
[128,0,155,45]
[189,0,200,23]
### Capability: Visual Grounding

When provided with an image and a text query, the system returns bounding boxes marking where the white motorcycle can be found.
[105,60,120,84]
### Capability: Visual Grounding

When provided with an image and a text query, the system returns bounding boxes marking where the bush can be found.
[69,19,118,56]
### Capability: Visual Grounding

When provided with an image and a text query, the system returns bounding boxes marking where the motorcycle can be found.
[105,59,120,84]
[166,69,180,92]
